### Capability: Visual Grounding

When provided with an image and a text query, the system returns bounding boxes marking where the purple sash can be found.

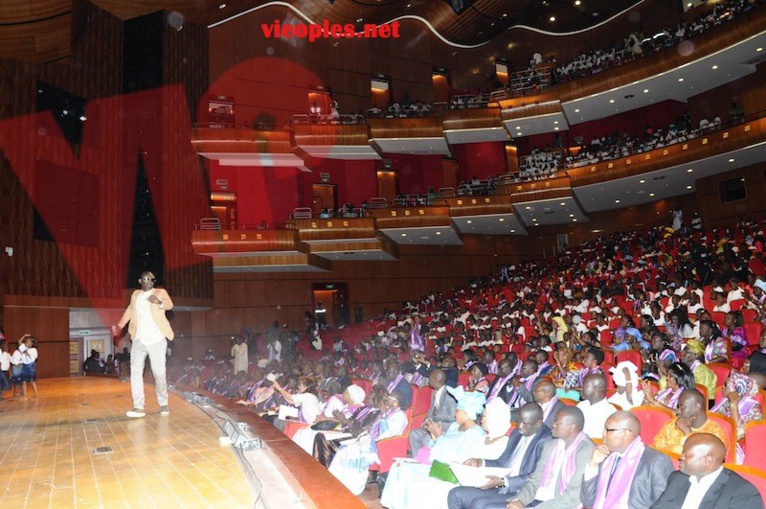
[656,387,685,409]
[592,437,645,509]
[539,432,587,502]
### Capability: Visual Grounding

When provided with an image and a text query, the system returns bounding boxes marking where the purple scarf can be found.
[656,387,685,409]
[539,432,587,503]
[410,328,424,350]
[386,373,404,394]
[487,372,514,402]
[592,437,645,509]
[542,396,559,424]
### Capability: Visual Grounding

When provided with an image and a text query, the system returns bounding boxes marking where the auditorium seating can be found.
[630,405,674,446]
[708,412,737,464]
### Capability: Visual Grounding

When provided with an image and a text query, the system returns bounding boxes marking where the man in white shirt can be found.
[650,433,763,509]
[113,271,174,418]
[576,374,617,439]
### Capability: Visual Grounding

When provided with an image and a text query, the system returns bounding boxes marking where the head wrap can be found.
[754,279,766,293]
[483,398,511,439]
[610,361,640,387]
[446,385,486,420]
[347,384,366,405]
[685,339,705,356]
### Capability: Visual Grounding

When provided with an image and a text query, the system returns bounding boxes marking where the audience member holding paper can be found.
[381,389,509,509]
[447,402,553,509]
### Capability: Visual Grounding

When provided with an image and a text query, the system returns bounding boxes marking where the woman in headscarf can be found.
[642,362,696,411]
[380,390,511,509]
[608,361,644,410]
[292,384,366,453]
[712,370,763,463]
[313,385,387,467]
[551,315,569,343]
[644,332,677,379]
[328,389,409,495]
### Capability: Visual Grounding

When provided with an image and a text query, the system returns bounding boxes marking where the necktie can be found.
[606,456,622,491]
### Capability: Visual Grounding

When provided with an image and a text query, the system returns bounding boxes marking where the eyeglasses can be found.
[604,427,629,433]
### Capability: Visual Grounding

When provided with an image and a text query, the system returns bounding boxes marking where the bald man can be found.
[650,433,763,509]
[581,411,674,509]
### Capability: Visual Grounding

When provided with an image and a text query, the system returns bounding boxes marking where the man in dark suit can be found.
[408,368,457,454]
[532,379,565,429]
[486,355,518,404]
[447,403,553,509]
[650,433,763,509]
[581,411,674,509]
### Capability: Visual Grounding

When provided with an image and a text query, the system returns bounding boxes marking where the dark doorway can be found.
[312,282,349,328]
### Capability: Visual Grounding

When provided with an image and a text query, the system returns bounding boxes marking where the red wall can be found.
[306,158,378,207]
[210,161,303,225]
[450,142,507,181]
[384,153,443,196]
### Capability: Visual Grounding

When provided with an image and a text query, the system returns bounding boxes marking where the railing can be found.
[195,219,294,231]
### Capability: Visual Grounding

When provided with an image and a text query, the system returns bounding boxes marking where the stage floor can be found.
[0,377,255,508]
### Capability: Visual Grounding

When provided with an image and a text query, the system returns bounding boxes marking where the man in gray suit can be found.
[507,406,595,509]
[447,403,553,509]
[650,433,764,509]
[532,379,566,429]
[581,411,674,509]
[408,368,456,454]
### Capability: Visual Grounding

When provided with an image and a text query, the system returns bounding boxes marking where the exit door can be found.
[312,184,337,214]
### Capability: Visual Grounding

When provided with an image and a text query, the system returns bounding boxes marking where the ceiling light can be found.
[532,218,538,222]
[549,16,556,22]
[758,47,763,52]
[357,18,363,22]
[467,220,472,224]
[639,179,646,183]
[712,65,718,70]
[436,231,441,235]
[503,13,508,18]
[516,126,521,130]
[554,127,559,131]
[729,158,735,163]
[687,168,693,173]
[499,218,504,222]
[554,121,559,125]
[609,99,615,104]
[401,233,407,237]
[643,89,649,93]
[510,229,515,233]
[686,185,692,189]
[575,0,581,5]
[525,206,531,210]
[615,199,620,204]
[574,108,580,113]
[573,219,578,222]
[569,214,574,218]
[79,115,87,121]
[650,193,655,197]
[560,202,566,206]
[678,78,684,82]
[219,3,226,8]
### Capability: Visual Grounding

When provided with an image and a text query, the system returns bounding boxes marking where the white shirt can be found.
[292,392,321,425]
[577,398,618,439]
[681,467,723,509]
[134,290,166,344]
[0,351,10,371]
[22,347,37,365]
[507,434,534,477]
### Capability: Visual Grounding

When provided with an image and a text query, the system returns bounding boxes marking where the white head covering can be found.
[483,398,512,439]
[610,361,640,387]
[346,384,366,405]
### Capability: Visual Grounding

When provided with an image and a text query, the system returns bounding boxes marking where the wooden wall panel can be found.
[4,305,69,378]
[688,63,766,126]
[695,162,766,227]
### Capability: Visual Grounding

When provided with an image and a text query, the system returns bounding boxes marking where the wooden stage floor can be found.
[0,377,255,508]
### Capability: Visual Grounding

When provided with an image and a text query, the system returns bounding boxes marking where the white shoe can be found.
[126,408,146,418]
[160,406,169,416]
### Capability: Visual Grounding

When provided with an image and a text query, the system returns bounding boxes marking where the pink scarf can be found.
[592,437,645,509]
[542,396,559,424]
[540,432,587,502]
